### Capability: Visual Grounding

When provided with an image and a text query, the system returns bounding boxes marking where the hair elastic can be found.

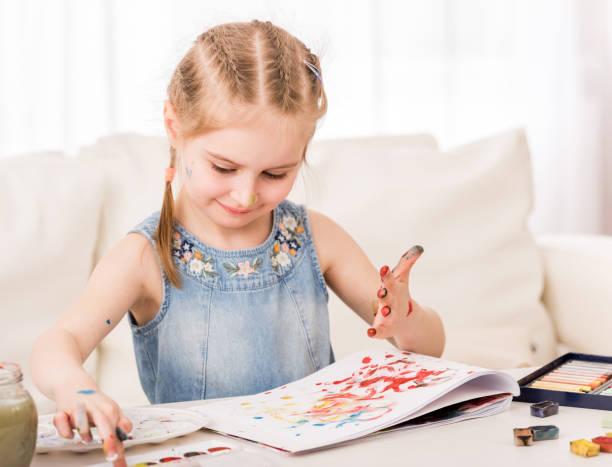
[165,167,176,183]
[303,60,323,85]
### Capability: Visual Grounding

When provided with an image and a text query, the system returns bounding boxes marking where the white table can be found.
[31,369,612,466]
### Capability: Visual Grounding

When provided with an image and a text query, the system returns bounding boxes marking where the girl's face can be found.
[175,113,309,230]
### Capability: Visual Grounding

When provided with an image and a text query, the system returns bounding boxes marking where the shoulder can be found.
[307,209,351,275]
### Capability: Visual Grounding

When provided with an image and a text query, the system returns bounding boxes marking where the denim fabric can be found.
[127,200,333,403]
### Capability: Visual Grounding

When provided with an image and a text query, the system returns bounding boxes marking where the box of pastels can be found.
[514,353,612,410]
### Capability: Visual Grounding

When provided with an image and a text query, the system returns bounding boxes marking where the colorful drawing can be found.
[239,352,456,430]
[192,347,519,453]
[36,407,208,453]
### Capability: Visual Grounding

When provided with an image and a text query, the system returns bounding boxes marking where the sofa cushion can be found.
[291,129,557,369]
[0,153,105,413]
[77,133,172,407]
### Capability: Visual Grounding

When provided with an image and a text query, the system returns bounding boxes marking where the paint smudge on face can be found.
[77,389,96,395]
[106,319,111,325]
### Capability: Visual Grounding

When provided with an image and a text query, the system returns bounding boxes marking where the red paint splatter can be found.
[264,391,271,394]
[362,356,372,364]
[160,457,182,462]
[208,447,231,453]
[315,382,322,385]
[385,354,394,358]
[333,376,352,385]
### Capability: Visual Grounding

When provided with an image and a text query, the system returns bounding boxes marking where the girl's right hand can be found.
[53,388,132,467]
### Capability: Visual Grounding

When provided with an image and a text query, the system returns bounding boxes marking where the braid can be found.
[200,28,246,98]
[155,145,180,288]
[255,20,300,112]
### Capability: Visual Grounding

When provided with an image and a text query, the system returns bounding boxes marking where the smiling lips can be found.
[216,200,252,215]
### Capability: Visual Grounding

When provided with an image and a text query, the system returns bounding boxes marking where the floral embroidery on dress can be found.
[223,258,263,279]
[270,214,305,273]
[172,231,219,278]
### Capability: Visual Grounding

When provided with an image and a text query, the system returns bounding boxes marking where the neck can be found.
[173,189,274,251]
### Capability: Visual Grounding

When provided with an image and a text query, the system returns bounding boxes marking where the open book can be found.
[191,347,520,454]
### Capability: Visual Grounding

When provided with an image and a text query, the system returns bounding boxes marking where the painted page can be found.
[192,348,519,453]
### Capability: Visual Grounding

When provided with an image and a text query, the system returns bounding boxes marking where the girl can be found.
[31,20,444,465]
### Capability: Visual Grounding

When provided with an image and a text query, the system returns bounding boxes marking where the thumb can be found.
[392,245,423,281]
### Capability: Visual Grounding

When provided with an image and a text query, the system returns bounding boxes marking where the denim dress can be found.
[127,199,333,403]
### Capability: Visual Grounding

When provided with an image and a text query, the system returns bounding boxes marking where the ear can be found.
[163,100,181,147]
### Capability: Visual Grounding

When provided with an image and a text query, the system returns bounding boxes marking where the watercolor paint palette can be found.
[86,440,278,467]
[514,352,612,411]
[36,407,208,453]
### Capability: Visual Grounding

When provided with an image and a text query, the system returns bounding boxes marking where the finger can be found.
[118,415,133,436]
[88,405,124,464]
[379,265,390,282]
[74,401,92,443]
[367,303,396,340]
[53,411,74,439]
[391,245,424,282]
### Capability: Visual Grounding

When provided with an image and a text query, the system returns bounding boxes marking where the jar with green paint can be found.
[0,362,38,467]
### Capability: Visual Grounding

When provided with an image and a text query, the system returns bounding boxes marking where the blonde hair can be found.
[157,20,328,287]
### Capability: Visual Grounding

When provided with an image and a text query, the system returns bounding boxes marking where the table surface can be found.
[31,368,612,467]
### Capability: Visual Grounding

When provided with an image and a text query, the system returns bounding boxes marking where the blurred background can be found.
[1,0,611,235]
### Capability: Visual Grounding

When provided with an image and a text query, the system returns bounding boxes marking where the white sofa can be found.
[2,129,611,415]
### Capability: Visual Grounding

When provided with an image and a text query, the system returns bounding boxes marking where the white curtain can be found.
[1,0,610,234]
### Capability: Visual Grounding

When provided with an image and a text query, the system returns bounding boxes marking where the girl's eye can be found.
[263,172,287,180]
[211,163,286,180]
[211,164,235,174]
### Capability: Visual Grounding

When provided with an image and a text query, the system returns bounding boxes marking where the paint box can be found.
[514,352,612,411]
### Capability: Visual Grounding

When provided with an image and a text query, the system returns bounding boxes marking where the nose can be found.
[229,176,258,208]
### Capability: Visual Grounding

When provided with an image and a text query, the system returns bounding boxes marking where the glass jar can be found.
[0,362,38,467]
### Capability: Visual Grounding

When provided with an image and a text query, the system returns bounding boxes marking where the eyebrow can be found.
[206,150,300,170]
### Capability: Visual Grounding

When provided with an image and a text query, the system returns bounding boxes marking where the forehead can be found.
[188,112,312,167]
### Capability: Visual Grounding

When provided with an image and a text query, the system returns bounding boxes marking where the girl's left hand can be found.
[368,245,424,348]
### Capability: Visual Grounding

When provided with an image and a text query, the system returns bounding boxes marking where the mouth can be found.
[216,200,252,215]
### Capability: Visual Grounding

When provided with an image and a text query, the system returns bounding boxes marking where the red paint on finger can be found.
[406,301,413,316]
[381,305,391,317]
[377,287,387,299]
[379,265,389,279]
[367,328,377,337]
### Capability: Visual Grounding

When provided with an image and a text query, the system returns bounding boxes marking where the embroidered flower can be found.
[282,215,297,230]
[276,251,291,267]
[223,257,263,279]
[270,212,305,273]
[171,231,218,279]
[189,258,204,274]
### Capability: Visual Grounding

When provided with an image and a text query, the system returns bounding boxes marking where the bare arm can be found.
[309,209,445,357]
[30,233,156,465]
[31,233,152,398]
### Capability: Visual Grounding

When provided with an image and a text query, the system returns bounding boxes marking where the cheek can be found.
[260,177,297,204]
[183,166,223,201]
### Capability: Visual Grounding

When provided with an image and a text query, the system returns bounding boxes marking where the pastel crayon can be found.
[591,436,612,453]
[513,428,533,446]
[530,425,559,441]
[530,400,559,418]
[570,439,600,457]
[530,381,592,392]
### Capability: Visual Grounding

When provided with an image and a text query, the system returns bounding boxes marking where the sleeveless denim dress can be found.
[127,200,334,403]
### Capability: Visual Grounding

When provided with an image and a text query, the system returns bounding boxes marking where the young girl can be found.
[31,20,444,465]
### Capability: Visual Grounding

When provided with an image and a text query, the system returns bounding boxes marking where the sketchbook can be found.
[191,347,520,454]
